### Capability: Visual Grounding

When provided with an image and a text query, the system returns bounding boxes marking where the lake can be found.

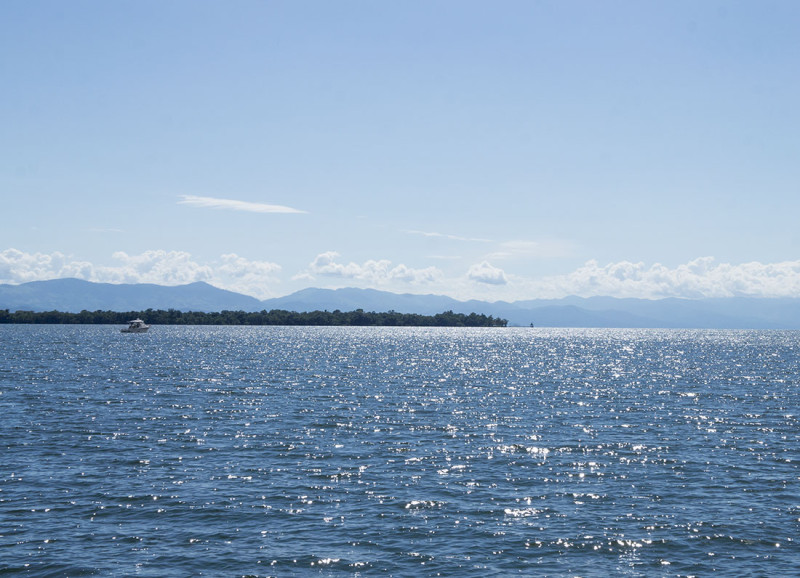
[1,325,798,576]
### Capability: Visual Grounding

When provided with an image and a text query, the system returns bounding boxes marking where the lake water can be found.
[1,325,798,576]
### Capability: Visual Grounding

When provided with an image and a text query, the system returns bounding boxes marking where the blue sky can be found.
[2,1,799,301]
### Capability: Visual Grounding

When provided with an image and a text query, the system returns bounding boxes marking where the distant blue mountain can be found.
[261,287,465,316]
[0,278,263,313]
[262,289,797,329]
[2,279,800,328]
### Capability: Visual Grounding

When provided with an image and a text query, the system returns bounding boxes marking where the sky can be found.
[2,0,799,302]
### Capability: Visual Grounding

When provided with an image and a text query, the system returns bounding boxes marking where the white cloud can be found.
[215,253,282,299]
[468,261,508,285]
[106,250,214,285]
[290,271,315,282]
[309,251,367,278]
[386,263,442,284]
[219,253,282,279]
[178,195,306,214]
[307,252,443,285]
[0,249,94,283]
[0,249,283,299]
[530,257,800,299]
[6,248,800,301]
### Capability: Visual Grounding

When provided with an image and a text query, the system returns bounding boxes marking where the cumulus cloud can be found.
[6,248,800,300]
[178,195,306,214]
[468,261,508,285]
[0,248,283,299]
[218,253,281,279]
[215,253,282,299]
[310,251,368,278]
[534,257,800,299]
[0,249,94,283]
[105,250,214,285]
[307,252,443,285]
[386,263,442,284]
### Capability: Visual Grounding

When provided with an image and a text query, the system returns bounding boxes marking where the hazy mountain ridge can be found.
[1,279,799,329]
[0,279,263,314]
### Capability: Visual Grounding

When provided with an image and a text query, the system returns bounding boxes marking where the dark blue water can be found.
[1,326,798,576]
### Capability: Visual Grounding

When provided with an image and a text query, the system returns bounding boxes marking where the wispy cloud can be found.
[178,195,307,214]
[406,230,493,243]
[427,254,464,261]
[486,239,575,260]
[408,231,574,262]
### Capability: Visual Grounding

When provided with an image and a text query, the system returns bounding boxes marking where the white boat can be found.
[121,319,150,333]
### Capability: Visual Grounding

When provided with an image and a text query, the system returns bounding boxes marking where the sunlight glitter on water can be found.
[1,326,799,575]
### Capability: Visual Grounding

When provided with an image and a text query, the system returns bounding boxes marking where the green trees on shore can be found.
[0,308,507,327]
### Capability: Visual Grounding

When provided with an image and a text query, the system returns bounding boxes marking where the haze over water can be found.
[2,325,798,575]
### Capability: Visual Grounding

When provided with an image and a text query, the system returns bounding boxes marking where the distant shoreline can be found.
[0,308,507,328]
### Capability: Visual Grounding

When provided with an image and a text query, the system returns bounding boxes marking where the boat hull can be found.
[121,319,150,333]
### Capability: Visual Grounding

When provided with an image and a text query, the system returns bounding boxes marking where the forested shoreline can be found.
[0,308,507,327]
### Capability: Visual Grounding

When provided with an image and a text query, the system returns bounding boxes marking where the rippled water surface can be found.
[1,325,799,576]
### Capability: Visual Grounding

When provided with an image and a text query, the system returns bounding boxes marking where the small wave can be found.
[504,507,542,517]
[405,500,445,509]
[497,444,550,456]
[311,557,341,566]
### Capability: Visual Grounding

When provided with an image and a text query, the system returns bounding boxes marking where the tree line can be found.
[0,308,507,327]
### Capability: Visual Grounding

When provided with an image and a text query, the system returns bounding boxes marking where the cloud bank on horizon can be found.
[3,248,800,302]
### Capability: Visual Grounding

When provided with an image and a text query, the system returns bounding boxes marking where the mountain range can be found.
[2,278,800,329]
